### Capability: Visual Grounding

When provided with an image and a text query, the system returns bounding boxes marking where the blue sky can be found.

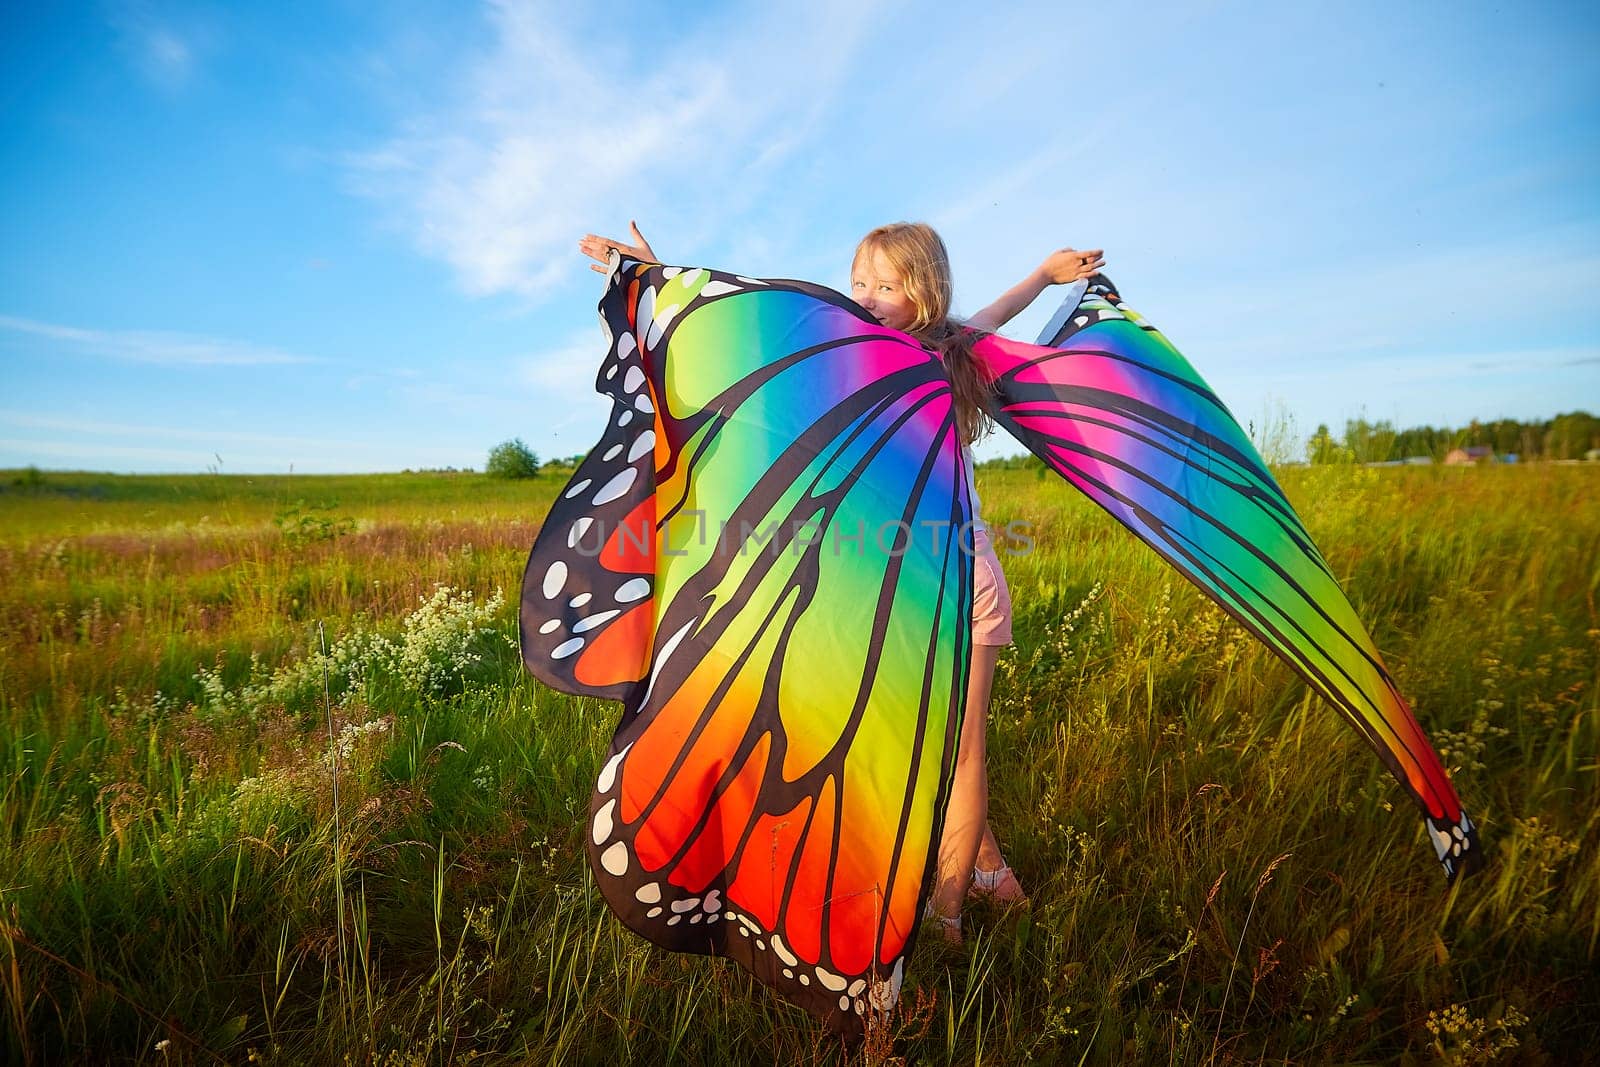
[3,1,1597,473]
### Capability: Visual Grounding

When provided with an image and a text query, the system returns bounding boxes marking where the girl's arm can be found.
[967,247,1105,332]
[578,221,658,273]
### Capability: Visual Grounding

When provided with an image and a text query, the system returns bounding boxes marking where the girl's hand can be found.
[1038,247,1105,285]
[578,221,658,274]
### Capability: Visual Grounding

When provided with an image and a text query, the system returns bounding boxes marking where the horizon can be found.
[6,404,1592,479]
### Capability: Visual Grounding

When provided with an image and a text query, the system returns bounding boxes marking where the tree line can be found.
[1304,411,1599,464]
[499,410,1599,480]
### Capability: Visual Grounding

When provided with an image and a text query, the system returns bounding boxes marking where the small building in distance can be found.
[1444,445,1495,465]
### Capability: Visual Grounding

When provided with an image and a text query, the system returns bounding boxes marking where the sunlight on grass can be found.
[1,464,1595,1063]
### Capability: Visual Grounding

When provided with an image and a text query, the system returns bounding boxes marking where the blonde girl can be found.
[579,220,1105,941]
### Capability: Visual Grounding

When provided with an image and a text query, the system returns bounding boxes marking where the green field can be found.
[2,464,1595,1065]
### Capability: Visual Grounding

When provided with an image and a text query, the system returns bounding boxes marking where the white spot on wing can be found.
[616,578,650,603]
[637,619,697,709]
[636,883,661,904]
[597,743,631,792]
[600,841,628,876]
[636,287,656,337]
[869,959,904,1012]
[592,467,638,505]
[591,799,616,845]
[541,561,567,599]
[627,430,655,463]
[572,609,620,634]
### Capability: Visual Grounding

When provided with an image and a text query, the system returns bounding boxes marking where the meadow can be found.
[1,463,1595,1065]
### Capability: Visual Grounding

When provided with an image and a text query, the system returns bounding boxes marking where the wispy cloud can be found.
[347,0,879,300]
[0,315,316,366]
[108,2,212,91]
[513,332,612,440]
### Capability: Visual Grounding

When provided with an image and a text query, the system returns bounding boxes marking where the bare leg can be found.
[929,643,1001,930]
[976,823,1006,871]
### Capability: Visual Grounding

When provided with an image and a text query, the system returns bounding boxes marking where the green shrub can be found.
[485,438,540,479]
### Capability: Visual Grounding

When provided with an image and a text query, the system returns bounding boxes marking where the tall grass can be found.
[1,464,1595,1064]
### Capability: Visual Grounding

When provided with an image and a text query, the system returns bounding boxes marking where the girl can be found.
[578,221,1105,941]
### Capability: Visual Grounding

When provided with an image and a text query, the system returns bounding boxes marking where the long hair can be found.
[852,222,995,447]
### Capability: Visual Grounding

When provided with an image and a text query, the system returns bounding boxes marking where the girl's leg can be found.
[928,643,1001,930]
[976,823,1006,871]
[971,819,1028,905]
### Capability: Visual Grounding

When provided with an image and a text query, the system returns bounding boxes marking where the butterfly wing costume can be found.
[519,255,1480,1033]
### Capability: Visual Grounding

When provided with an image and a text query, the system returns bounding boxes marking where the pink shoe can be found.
[968,865,1028,907]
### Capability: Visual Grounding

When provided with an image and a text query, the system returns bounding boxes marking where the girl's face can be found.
[850,248,918,332]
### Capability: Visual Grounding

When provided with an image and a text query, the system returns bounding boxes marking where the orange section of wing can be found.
[573,600,653,688]
[601,497,655,573]
[784,776,837,966]
[729,792,813,936]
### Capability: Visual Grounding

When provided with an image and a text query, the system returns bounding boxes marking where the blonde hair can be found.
[852,222,995,446]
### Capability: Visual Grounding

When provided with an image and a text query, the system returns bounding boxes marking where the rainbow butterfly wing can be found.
[520,257,974,1030]
[973,276,1481,880]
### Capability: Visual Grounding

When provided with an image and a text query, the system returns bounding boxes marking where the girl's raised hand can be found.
[578,221,658,273]
[1039,247,1105,285]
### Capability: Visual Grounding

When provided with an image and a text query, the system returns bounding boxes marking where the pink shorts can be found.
[970,526,1013,646]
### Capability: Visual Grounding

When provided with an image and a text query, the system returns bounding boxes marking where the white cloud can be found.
[0,315,316,366]
[513,332,613,440]
[108,2,212,91]
[347,0,880,300]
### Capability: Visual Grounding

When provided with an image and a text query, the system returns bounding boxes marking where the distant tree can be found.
[1341,417,1397,464]
[486,438,541,479]
[1307,424,1352,465]
[1546,411,1600,460]
[1393,424,1443,460]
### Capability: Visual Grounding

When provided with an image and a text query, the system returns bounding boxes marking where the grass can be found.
[1,463,1596,1065]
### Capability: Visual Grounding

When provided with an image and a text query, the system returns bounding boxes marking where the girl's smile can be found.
[850,248,918,332]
